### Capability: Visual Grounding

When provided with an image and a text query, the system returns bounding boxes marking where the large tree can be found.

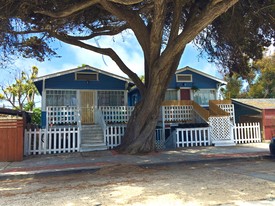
[248,54,275,98]
[0,0,274,154]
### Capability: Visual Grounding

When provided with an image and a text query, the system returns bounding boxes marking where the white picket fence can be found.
[105,125,164,149]
[105,125,127,149]
[233,122,261,144]
[176,127,211,147]
[24,127,80,155]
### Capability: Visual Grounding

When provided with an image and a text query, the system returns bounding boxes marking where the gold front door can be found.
[80,91,95,124]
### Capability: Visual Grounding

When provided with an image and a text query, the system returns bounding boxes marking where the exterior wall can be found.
[233,102,261,123]
[262,109,275,140]
[35,70,127,92]
[128,70,220,106]
[168,70,218,89]
[36,69,130,128]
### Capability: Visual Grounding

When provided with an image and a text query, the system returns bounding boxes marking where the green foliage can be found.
[222,73,245,99]
[0,66,39,110]
[31,107,41,125]
[248,54,275,98]
[197,0,274,78]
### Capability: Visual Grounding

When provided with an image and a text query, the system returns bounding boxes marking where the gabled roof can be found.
[176,66,227,85]
[232,98,275,110]
[34,65,133,83]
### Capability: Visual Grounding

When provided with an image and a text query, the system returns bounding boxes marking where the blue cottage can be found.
[129,66,226,107]
[34,65,133,129]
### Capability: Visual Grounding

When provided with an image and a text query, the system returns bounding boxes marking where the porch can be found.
[24,100,262,155]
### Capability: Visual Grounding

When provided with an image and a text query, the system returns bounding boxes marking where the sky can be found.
[1,31,273,108]
[1,31,223,84]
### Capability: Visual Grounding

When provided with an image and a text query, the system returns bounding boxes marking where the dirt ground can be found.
[0,159,275,206]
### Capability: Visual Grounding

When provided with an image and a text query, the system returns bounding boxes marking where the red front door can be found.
[180,89,191,100]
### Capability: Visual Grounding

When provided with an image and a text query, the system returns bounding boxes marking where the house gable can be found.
[168,66,226,89]
[34,66,132,94]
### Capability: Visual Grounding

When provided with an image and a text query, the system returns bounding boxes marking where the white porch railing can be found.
[99,106,134,123]
[217,104,235,124]
[47,106,80,128]
[233,122,261,144]
[24,127,80,155]
[162,105,193,122]
[176,127,211,147]
[95,109,107,145]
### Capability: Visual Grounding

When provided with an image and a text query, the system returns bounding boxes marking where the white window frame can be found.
[97,90,127,106]
[191,88,217,107]
[176,74,192,82]
[45,89,78,107]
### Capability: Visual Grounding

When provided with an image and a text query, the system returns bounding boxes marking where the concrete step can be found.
[82,136,103,140]
[82,133,104,138]
[213,140,236,147]
[81,140,105,144]
[80,144,107,152]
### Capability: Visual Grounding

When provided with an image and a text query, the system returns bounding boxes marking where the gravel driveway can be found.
[0,159,274,206]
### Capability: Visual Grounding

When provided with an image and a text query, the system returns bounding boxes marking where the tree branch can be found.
[34,0,100,18]
[63,24,129,40]
[51,32,146,95]
[167,0,182,45]
[149,0,166,68]
[100,0,150,62]
[160,0,239,67]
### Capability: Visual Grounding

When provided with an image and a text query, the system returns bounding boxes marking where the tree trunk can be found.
[117,85,165,154]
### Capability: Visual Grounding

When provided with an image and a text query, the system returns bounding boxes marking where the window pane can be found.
[193,90,216,105]
[46,90,76,107]
[98,91,124,106]
[165,90,177,101]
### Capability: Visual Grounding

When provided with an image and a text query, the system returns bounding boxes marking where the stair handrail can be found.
[95,108,107,145]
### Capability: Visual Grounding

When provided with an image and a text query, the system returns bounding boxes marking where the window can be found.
[75,72,98,81]
[176,74,192,82]
[46,90,77,107]
[193,89,216,106]
[98,91,125,106]
[165,90,178,101]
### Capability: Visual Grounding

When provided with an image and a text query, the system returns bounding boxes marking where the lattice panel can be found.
[155,140,165,150]
[218,104,235,124]
[209,116,232,141]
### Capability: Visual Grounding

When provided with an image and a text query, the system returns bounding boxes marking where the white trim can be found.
[124,91,128,106]
[176,66,227,85]
[34,65,133,83]
[176,74,192,82]
[75,72,99,81]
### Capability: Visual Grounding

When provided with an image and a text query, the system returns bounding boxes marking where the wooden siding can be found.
[192,101,210,121]
[162,100,193,106]
[210,100,232,104]
[262,109,275,140]
[0,119,24,161]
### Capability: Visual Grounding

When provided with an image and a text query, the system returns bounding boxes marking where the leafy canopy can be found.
[0,0,274,81]
[0,66,39,111]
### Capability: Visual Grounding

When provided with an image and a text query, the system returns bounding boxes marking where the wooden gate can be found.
[80,91,95,124]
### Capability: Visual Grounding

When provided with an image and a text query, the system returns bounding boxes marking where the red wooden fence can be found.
[0,119,24,161]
